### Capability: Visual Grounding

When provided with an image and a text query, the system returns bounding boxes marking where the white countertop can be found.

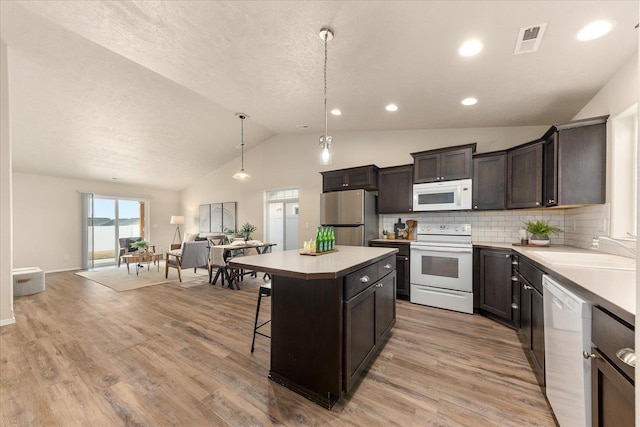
[228,245,398,280]
[479,243,636,317]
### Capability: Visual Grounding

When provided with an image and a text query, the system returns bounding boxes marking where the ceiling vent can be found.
[514,23,547,55]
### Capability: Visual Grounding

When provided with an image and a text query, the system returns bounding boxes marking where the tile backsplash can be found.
[381,204,636,258]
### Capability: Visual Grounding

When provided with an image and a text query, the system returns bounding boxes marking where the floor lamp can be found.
[171,215,184,245]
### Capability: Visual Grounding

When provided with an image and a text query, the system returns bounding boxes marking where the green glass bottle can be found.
[316,227,322,253]
[330,226,335,250]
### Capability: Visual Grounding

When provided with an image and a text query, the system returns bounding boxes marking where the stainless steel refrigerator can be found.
[320,189,378,246]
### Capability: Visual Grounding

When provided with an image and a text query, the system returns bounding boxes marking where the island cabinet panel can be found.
[344,271,396,393]
[270,276,344,407]
[261,248,397,409]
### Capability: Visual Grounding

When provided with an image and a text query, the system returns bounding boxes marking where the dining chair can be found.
[165,241,210,282]
[209,246,232,286]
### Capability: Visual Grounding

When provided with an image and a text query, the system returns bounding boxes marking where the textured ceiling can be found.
[1,1,638,190]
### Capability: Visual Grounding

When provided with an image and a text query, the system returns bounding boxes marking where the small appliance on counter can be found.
[410,223,473,314]
[405,220,417,240]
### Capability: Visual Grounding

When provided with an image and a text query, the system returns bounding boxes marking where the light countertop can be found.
[228,245,398,280]
[477,242,636,320]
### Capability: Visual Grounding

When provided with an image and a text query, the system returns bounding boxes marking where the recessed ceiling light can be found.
[385,104,398,112]
[331,109,342,116]
[458,39,483,57]
[461,97,478,106]
[577,20,615,41]
[296,124,310,129]
[112,177,119,181]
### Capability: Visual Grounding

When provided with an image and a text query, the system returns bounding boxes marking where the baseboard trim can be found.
[0,317,16,327]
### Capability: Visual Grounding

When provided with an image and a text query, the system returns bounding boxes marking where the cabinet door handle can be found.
[383,263,392,269]
[474,205,478,209]
[511,303,519,310]
[523,284,533,290]
[505,254,511,258]
[404,257,408,261]
[616,348,636,367]
[548,199,555,204]
[360,275,370,283]
[511,261,519,266]
[440,176,445,180]
[583,351,601,360]
[511,276,518,282]
[535,201,540,206]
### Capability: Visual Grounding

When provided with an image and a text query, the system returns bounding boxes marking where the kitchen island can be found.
[229,245,398,409]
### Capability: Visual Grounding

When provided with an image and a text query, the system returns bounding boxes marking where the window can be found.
[610,103,638,238]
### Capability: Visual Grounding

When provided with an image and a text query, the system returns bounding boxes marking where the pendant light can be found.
[319,28,334,165]
[232,113,251,181]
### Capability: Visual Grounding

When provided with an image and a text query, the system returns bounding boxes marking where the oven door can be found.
[410,245,473,291]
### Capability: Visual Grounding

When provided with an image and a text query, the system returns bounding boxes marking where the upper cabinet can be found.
[473,152,507,211]
[507,141,543,209]
[542,116,608,207]
[321,165,379,193]
[411,143,476,183]
[378,164,414,214]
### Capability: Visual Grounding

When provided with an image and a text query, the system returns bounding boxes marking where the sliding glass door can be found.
[83,195,147,268]
[265,188,299,252]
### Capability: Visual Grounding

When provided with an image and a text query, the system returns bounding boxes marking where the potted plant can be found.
[129,239,149,253]
[239,222,257,241]
[524,220,562,246]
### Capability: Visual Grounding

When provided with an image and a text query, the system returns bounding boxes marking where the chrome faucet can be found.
[592,236,637,256]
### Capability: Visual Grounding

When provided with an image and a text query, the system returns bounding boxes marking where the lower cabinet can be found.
[370,241,410,299]
[476,248,516,327]
[344,271,396,393]
[518,272,545,387]
[590,306,635,426]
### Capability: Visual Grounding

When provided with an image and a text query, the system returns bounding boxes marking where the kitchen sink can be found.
[526,250,636,271]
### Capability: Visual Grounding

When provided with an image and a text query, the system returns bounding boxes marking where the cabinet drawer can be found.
[377,255,396,279]
[345,264,379,300]
[592,306,635,381]
[518,257,543,293]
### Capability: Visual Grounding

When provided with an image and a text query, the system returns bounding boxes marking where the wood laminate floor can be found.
[1,269,557,426]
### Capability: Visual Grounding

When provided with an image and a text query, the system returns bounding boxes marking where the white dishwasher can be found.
[543,275,593,427]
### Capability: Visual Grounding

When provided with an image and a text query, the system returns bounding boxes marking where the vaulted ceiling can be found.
[1,1,638,190]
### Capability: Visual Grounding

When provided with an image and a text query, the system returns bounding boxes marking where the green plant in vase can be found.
[523,220,562,246]
[239,222,257,241]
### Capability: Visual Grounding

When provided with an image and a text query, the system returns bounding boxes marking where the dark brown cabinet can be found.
[370,241,410,299]
[321,165,379,192]
[476,248,516,327]
[515,256,545,387]
[411,143,475,183]
[507,141,543,209]
[472,152,507,210]
[378,165,413,213]
[590,306,635,426]
[543,116,608,207]
[344,269,396,393]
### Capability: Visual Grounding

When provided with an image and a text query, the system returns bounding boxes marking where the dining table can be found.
[210,241,276,289]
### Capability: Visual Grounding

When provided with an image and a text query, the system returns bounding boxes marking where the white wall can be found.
[12,173,181,272]
[1,39,14,326]
[182,125,547,247]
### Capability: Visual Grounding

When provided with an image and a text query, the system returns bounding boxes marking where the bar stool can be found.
[250,282,271,353]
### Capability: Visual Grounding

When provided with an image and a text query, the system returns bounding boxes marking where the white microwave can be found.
[412,178,472,211]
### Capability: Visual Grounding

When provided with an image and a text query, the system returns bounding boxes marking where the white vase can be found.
[530,235,550,246]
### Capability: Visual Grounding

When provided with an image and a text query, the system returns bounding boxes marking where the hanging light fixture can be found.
[319,27,334,165]
[232,113,251,181]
